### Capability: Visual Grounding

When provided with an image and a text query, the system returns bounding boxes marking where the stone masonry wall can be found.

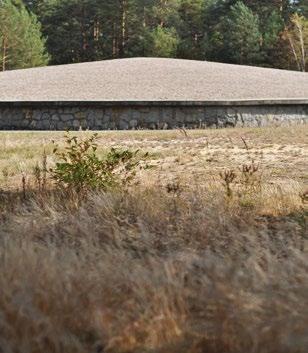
[0,104,307,130]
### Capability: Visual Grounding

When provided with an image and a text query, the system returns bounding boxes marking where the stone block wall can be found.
[0,102,307,130]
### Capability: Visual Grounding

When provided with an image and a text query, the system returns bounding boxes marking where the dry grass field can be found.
[0,125,307,353]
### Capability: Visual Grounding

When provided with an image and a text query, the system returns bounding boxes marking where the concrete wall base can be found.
[0,103,307,130]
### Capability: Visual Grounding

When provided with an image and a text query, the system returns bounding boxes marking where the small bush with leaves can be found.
[50,132,148,193]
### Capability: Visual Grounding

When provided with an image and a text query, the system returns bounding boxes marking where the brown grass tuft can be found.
[0,127,307,352]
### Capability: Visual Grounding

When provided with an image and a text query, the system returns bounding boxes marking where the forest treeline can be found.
[0,0,307,71]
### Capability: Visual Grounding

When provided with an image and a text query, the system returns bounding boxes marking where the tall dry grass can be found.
[0,176,307,352]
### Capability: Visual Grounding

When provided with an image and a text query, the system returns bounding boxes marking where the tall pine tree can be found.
[177,0,205,59]
[224,1,261,65]
[0,0,48,71]
[19,0,307,71]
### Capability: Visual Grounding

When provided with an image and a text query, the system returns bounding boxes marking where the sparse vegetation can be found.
[0,126,307,353]
[50,132,147,195]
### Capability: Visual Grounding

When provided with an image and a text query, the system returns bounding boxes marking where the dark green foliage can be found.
[261,10,284,66]
[15,0,308,70]
[149,26,179,57]
[0,0,48,71]
[177,0,205,59]
[40,0,103,64]
[224,1,261,65]
[50,133,148,193]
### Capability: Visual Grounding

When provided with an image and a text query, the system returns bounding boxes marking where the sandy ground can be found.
[0,58,307,101]
[0,126,307,191]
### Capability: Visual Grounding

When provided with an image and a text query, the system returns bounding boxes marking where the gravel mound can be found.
[0,58,307,101]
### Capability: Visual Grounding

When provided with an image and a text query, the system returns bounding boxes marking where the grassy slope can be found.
[0,126,307,353]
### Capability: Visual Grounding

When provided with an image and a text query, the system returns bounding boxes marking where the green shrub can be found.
[50,132,147,193]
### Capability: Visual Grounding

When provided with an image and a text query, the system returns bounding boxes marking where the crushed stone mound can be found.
[0,57,307,101]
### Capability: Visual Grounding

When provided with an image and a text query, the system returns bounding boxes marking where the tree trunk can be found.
[286,31,301,71]
[295,20,306,71]
[119,0,127,57]
[112,22,117,58]
[1,36,8,71]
